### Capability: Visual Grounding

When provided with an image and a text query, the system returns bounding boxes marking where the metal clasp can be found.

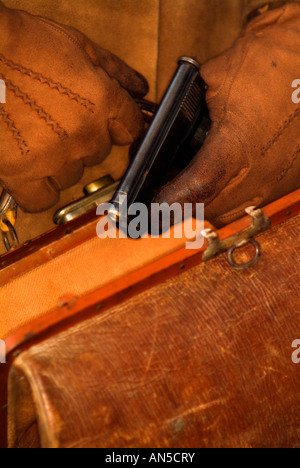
[202,206,270,269]
[53,175,119,225]
[0,189,19,252]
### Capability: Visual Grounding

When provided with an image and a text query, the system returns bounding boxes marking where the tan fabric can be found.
[0,222,191,339]
[157,0,245,99]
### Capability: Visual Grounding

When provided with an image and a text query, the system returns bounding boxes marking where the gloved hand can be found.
[0,1,148,212]
[155,3,300,227]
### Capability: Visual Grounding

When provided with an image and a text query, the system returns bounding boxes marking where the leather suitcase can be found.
[1,188,300,448]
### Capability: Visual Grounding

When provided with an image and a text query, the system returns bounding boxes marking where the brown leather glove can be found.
[155,3,300,227]
[0,1,148,212]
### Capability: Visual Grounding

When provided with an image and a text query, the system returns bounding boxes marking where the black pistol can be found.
[109,57,210,228]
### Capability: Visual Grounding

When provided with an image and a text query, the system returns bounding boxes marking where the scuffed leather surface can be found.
[8,214,300,448]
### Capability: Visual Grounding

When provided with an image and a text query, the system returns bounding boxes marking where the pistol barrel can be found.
[109,57,207,226]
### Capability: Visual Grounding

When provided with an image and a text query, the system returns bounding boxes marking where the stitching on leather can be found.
[0,73,67,139]
[36,18,105,75]
[218,207,248,221]
[37,17,84,52]
[0,105,29,156]
[220,36,255,122]
[261,106,300,155]
[277,143,300,181]
[0,54,95,113]
[218,197,263,223]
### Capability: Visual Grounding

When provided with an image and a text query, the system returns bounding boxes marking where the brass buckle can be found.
[0,190,13,218]
[53,175,119,225]
[0,190,19,252]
